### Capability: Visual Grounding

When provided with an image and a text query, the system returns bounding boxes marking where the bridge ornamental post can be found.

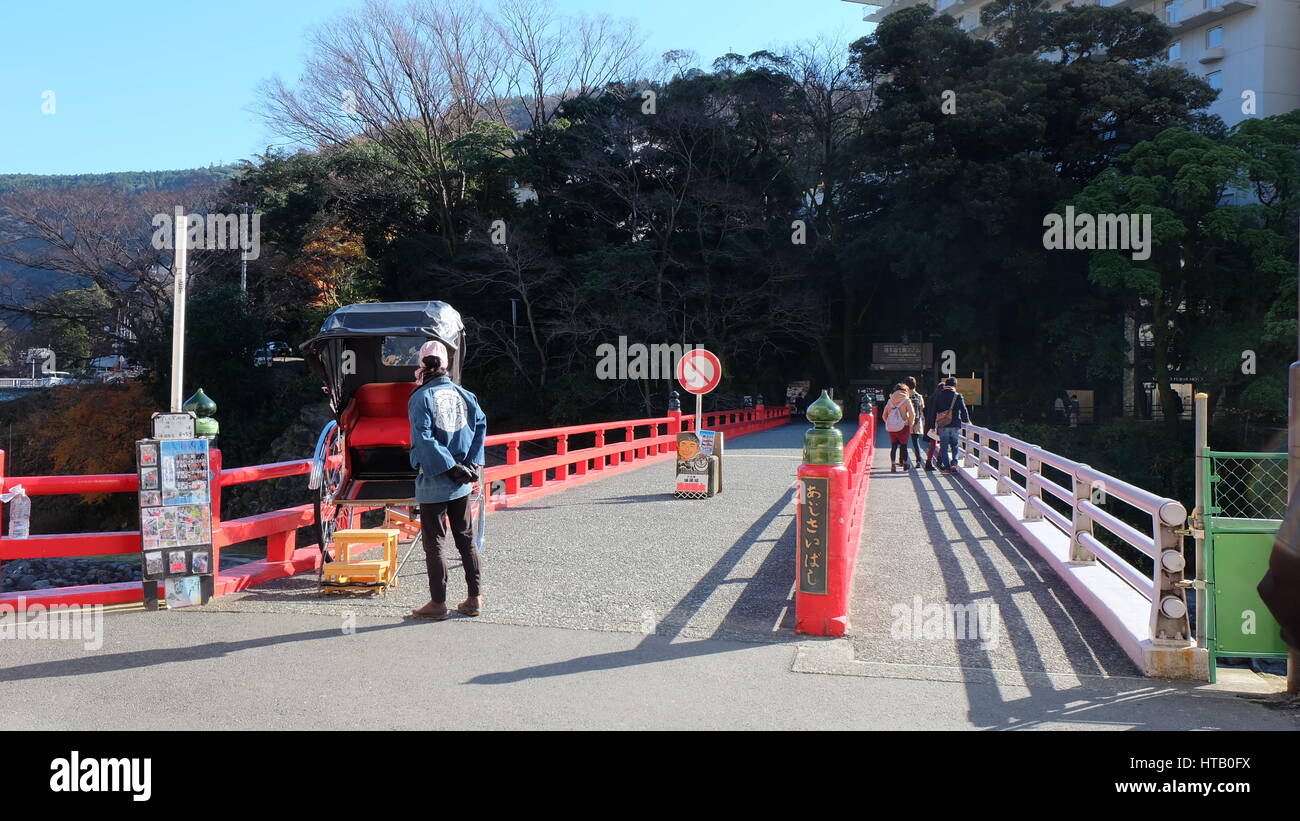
[995,440,1013,496]
[505,440,521,492]
[556,434,569,482]
[667,399,682,456]
[209,448,223,586]
[1023,447,1043,521]
[962,428,978,468]
[796,392,852,636]
[976,433,994,480]
[1070,465,1097,564]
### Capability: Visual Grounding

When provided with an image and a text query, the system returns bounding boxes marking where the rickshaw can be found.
[301,301,467,565]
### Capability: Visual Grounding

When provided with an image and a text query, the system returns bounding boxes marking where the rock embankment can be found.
[1,558,141,592]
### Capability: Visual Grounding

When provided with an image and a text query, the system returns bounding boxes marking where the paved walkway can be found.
[212,423,806,642]
[0,421,1294,730]
[850,424,1139,678]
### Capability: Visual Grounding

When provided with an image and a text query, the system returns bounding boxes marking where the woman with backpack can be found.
[883,383,917,472]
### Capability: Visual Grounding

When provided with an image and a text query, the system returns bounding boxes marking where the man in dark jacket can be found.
[408,341,487,621]
[931,377,969,473]
[923,383,943,471]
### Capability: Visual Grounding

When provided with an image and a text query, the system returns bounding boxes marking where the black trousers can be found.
[910,432,925,462]
[420,497,481,603]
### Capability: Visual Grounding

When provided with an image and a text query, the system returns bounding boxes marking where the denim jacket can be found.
[407,376,487,503]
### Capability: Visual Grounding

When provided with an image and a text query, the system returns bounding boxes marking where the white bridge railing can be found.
[957,424,1206,679]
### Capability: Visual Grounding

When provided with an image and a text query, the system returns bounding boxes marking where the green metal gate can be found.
[1200,449,1290,682]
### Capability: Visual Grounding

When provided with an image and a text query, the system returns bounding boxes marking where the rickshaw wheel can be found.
[312,422,347,561]
[314,499,354,563]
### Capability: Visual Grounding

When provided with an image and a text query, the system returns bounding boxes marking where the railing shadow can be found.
[465,481,800,686]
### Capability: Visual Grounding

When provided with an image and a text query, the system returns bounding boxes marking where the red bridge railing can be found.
[0,404,791,608]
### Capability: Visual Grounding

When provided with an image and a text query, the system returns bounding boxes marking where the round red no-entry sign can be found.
[676,349,722,395]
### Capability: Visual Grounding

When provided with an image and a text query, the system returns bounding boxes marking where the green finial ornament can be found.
[803,390,843,465]
[183,388,219,437]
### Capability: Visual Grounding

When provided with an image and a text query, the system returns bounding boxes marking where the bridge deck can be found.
[211,423,806,643]
[3,421,1295,730]
[850,424,1140,678]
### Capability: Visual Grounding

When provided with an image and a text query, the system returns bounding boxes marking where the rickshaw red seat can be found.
[342,382,415,448]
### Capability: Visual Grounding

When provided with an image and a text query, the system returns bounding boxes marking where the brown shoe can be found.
[457,597,481,617]
[412,601,450,620]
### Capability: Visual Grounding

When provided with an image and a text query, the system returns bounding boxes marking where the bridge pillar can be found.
[1023,449,1044,521]
[962,428,978,468]
[975,432,994,480]
[994,441,1013,496]
[1070,465,1098,564]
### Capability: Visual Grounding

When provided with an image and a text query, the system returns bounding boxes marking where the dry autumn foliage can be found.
[286,225,368,309]
[23,383,156,502]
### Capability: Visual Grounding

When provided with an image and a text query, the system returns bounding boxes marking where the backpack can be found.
[884,400,907,433]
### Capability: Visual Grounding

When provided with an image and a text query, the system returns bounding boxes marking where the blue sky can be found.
[0,0,874,175]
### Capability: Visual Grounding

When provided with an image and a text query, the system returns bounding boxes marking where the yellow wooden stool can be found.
[322,528,402,594]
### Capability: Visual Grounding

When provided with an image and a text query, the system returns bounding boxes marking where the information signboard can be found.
[151,412,197,440]
[870,343,933,372]
[137,437,215,609]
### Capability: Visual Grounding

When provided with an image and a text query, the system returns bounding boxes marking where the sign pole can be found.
[695,392,702,434]
[170,212,187,413]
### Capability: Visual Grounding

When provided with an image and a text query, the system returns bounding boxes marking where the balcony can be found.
[1169,0,1257,33]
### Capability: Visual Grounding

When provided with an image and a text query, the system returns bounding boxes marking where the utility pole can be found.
[239,202,251,293]
[170,212,188,413]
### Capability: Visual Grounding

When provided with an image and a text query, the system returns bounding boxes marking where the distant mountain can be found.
[0,166,239,305]
[0,165,237,196]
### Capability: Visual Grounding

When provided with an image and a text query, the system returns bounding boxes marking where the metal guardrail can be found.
[958,423,1195,658]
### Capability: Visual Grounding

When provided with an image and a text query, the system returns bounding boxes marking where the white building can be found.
[843,0,1300,126]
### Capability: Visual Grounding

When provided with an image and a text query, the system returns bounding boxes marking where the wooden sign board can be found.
[954,377,983,407]
[798,477,828,595]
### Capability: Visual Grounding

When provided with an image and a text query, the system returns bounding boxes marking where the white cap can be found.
[414,339,450,383]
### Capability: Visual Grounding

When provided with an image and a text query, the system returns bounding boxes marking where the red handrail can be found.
[0,403,792,606]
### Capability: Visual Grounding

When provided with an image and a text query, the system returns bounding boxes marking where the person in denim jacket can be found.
[407,340,486,620]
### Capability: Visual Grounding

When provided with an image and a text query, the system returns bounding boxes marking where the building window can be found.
[1206,70,1222,90]
[1207,26,1223,48]
[1168,41,1181,60]
[1164,1,1177,24]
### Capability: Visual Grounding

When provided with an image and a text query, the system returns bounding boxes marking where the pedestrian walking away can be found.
[903,376,927,468]
[883,383,917,472]
[924,381,944,471]
[407,339,488,621]
[931,377,969,473]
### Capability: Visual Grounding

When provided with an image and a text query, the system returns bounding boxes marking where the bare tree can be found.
[0,185,221,349]
[258,0,644,255]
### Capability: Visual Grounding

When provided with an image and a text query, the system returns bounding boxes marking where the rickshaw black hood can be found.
[305,301,465,345]
[301,301,466,412]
